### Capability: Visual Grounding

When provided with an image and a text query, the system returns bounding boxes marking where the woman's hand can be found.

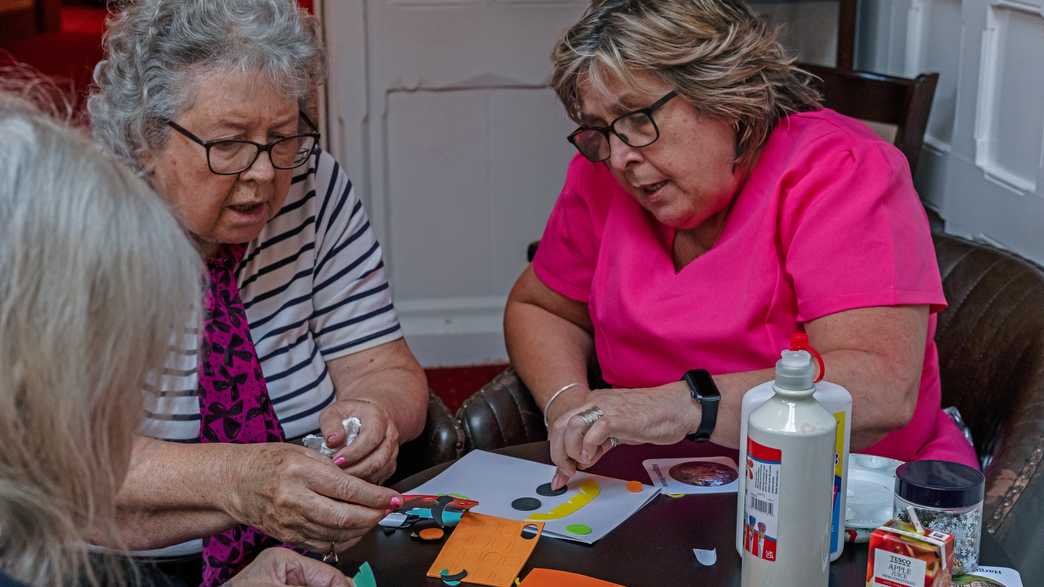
[543,384,593,427]
[225,547,354,587]
[548,383,699,489]
[319,399,400,484]
[224,443,400,553]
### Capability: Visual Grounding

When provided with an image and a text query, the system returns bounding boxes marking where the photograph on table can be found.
[642,456,739,495]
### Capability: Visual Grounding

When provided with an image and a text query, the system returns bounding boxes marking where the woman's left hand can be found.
[548,384,698,489]
[319,399,400,484]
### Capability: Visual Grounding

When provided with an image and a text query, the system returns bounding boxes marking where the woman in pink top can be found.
[504,0,978,489]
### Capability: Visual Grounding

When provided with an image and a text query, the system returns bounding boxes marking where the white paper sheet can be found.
[390,450,660,544]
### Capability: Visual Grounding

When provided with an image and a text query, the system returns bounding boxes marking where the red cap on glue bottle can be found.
[789,332,825,382]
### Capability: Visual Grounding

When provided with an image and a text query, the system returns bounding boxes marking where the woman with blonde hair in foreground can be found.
[0,82,353,586]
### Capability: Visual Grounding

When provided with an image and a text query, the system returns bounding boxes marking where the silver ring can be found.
[321,543,338,564]
[608,436,619,449]
[576,406,605,427]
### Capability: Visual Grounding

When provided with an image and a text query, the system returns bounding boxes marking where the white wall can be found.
[858,0,1044,263]
[320,0,867,367]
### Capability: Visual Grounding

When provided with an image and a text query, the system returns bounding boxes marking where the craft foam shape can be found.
[527,478,600,521]
[351,562,377,587]
[427,512,544,587]
[519,568,624,587]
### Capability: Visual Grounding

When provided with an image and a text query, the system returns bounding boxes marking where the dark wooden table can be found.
[342,441,1013,586]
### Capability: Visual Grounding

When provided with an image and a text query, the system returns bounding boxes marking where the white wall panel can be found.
[917,0,964,148]
[332,0,588,365]
[488,90,576,289]
[385,90,492,299]
[859,0,1044,263]
[756,2,840,65]
[974,3,1044,192]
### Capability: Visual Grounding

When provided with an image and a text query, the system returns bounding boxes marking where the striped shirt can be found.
[142,149,402,444]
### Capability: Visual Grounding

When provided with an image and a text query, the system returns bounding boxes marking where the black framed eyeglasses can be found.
[166,111,321,176]
[567,90,678,163]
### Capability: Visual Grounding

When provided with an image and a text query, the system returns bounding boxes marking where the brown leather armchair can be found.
[389,390,465,484]
[457,233,1044,582]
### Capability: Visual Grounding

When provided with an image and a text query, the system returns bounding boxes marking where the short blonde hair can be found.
[551,0,821,167]
[0,74,202,586]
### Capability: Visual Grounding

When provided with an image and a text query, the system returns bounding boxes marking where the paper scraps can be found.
[693,547,718,566]
[427,512,544,587]
[351,562,377,587]
[301,416,362,457]
[518,568,624,587]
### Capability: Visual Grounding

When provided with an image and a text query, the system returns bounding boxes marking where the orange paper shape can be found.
[519,568,625,587]
[426,512,544,587]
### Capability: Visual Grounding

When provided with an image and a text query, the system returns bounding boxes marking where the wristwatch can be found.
[681,369,721,442]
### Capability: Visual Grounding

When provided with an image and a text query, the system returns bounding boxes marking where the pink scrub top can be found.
[532,108,978,468]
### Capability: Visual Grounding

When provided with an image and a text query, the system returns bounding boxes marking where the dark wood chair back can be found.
[799,62,939,174]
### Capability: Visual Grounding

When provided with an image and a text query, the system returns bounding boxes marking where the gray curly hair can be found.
[551,0,822,168]
[88,0,323,170]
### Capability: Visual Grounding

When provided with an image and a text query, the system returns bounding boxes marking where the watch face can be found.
[686,369,720,399]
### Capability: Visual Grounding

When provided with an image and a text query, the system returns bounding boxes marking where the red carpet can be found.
[61,5,105,35]
[1,2,312,114]
[425,364,507,413]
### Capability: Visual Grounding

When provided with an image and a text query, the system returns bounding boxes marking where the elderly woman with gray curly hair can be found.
[87,0,427,583]
[506,0,979,491]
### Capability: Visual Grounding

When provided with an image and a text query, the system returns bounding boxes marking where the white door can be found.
[860,0,1044,263]
[322,0,587,365]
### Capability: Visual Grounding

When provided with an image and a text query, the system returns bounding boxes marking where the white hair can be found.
[0,76,202,586]
[88,0,323,170]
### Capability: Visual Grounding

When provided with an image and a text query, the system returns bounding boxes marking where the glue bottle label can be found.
[744,438,781,562]
[830,410,845,553]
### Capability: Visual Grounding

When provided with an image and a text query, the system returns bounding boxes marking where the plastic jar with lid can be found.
[892,460,985,575]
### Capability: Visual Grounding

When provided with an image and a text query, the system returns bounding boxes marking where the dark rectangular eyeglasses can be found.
[567,90,678,163]
[166,110,321,176]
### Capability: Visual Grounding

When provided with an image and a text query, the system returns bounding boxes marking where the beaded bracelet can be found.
[543,382,582,428]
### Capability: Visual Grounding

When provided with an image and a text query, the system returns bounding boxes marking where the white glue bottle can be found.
[740,349,836,587]
[736,333,852,562]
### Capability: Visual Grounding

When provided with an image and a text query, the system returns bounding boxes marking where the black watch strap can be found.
[681,369,720,442]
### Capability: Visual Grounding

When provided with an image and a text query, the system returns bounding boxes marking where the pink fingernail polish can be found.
[333,456,347,467]
[390,496,403,508]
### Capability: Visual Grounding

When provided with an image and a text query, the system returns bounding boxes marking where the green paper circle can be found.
[565,523,593,536]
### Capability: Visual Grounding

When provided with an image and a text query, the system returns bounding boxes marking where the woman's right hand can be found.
[225,547,353,586]
[223,443,401,553]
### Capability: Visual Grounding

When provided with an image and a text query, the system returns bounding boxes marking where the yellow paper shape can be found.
[527,478,600,521]
[427,512,544,587]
